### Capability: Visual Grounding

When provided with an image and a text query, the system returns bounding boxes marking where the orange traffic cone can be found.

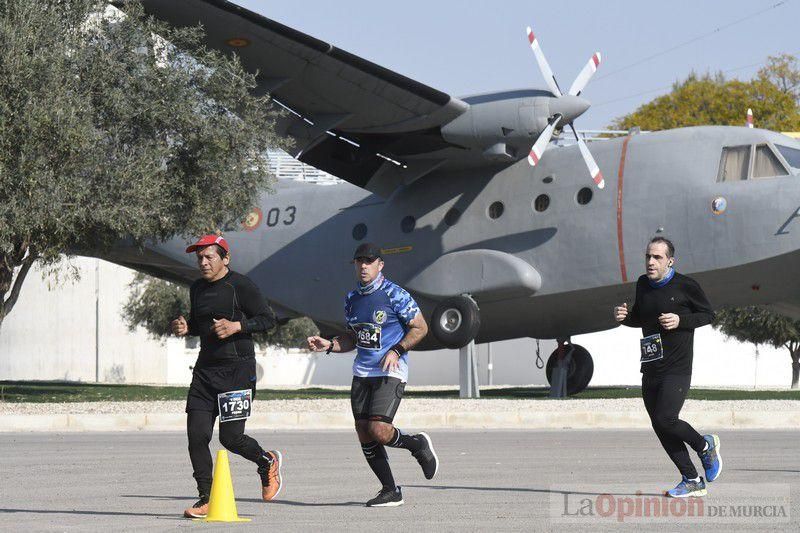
[197,450,251,523]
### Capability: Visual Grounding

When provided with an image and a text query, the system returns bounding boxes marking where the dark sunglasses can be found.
[354,256,379,264]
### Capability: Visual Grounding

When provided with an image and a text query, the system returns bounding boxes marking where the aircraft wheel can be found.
[431,295,481,349]
[545,343,594,395]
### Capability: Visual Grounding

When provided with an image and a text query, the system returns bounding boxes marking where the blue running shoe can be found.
[699,434,722,482]
[665,476,707,498]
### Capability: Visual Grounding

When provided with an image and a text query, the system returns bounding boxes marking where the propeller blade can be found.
[570,125,604,189]
[567,52,602,96]
[528,115,562,166]
[526,27,562,97]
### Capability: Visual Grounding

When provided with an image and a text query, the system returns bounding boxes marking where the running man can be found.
[306,242,439,507]
[614,237,722,498]
[171,234,282,518]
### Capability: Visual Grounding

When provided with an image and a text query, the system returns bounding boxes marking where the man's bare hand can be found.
[659,313,680,330]
[212,318,241,339]
[307,335,331,352]
[380,350,401,372]
[614,303,628,322]
[171,316,188,336]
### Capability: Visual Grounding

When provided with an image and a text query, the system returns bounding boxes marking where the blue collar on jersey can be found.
[648,267,675,288]
[357,273,385,295]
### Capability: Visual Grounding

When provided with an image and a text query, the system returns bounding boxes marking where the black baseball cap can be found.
[352,242,382,261]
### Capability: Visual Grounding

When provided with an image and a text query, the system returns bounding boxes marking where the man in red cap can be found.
[170,234,282,518]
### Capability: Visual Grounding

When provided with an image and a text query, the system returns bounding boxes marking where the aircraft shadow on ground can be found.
[120,494,362,507]
[404,485,663,498]
[0,508,182,519]
[733,468,800,473]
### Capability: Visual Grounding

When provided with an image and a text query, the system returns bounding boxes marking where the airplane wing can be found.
[135,0,470,195]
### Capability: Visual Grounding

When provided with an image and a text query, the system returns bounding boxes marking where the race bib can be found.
[640,333,664,363]
[352,323,382,350]
[217,389,252,423]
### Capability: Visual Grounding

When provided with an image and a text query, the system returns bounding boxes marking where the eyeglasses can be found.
[354,256,378,264]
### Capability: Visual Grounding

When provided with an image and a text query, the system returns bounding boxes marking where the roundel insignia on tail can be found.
[242,207,263,232]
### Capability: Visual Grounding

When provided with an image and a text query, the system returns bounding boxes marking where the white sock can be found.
[689,477,701,483]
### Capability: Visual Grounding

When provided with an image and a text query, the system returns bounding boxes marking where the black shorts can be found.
[186,359,257,415]
[350,376,405,423]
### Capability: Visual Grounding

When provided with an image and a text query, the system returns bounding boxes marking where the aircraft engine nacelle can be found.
[440,92,589,161]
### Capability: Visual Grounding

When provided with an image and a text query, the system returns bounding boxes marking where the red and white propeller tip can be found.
[526,26,561,97]
[568,52,602,96]
[577,136,605,189]
[746,108,754,128]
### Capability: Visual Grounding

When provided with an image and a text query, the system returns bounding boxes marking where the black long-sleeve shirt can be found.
[622,272,715,376]
[187,270,276,368]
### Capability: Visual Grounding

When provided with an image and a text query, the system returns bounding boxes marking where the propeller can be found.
[525,26,603,189]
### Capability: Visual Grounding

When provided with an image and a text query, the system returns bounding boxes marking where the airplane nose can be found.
[548,95,591,124]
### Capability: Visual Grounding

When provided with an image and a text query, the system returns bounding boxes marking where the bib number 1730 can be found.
[217,389,252,422]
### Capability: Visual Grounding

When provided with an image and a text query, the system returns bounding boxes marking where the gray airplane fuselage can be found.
[104,126,800,350]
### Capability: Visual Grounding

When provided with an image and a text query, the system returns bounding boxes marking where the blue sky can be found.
[237,0,795,129]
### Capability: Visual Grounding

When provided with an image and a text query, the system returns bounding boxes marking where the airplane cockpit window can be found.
[717,145,750,182]
[776,144,800,171]
[752,144,789,179]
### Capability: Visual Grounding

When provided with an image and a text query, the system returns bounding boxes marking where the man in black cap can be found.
[306,243,439,507]
[170,234,283,518]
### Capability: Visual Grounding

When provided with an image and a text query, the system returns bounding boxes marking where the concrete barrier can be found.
[2,409,799,431]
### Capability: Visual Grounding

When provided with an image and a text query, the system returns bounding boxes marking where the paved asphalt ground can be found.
[1,429,798,532]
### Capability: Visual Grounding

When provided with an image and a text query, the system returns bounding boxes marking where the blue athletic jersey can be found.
[344,276,420,381]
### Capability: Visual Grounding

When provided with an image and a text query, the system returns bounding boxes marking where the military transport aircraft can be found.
[103,0,800,394]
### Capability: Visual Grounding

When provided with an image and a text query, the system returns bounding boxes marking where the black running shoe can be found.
[411,432,439,480]
[366,486,404,507]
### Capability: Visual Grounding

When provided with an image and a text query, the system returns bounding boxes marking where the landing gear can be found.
[430,295,481,349]
[545,340,594,396]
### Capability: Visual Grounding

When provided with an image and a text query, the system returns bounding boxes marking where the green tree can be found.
[0,0,287,329]
[612,70,800,131]
[758,53,800,104]
[714,307,800,389]
[123,273,319,349]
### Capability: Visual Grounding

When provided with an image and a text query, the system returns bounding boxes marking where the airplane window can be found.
[776,145,800,170]
[444,208,461,226]
[352,223,367,240]
[401,216,416,233]
[488,201,504,219]
[576,187,593,205]
[533,194,550,212]
[752,145,789,179]
[717,145,750,182]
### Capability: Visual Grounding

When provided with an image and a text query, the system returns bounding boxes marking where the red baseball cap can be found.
[185,234,230,254]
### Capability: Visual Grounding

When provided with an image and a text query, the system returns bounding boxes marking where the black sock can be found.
[256,450,273,468]
[385,428,425,452]
[361,441,395,490]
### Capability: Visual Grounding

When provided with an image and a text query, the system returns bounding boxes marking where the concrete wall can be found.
[0,258,167,384]
[0,258,795,389]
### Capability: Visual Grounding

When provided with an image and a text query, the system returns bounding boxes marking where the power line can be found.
[593,1,789,83]
[593,50,799,108]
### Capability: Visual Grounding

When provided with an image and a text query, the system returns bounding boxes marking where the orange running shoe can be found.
[183,497,209,518]
[257,450,283,501]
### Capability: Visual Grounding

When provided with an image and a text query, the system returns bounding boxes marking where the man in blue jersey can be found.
[307,242,438,507]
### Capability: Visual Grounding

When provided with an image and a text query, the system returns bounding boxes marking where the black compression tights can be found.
[187,410,266,496]
[641,374,707,479]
